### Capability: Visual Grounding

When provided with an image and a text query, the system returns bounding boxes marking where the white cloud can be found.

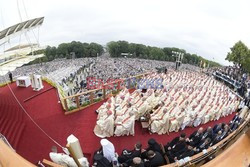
[1,0,250,65]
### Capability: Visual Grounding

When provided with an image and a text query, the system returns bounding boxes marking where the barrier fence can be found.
[61,72,151,114]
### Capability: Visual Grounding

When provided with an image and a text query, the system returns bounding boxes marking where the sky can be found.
[1,0,250,65]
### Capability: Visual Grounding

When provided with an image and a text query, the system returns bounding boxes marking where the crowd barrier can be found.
[61,72,151,114]
[213,71,241,89]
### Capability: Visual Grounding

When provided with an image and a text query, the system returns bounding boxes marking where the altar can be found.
[16,76,31,87]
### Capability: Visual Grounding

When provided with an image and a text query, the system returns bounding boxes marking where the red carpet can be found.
[0,82,236,164]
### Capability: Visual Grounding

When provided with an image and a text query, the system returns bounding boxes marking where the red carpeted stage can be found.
[0,81,236,164]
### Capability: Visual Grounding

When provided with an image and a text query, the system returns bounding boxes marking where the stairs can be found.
[0,95,25,150]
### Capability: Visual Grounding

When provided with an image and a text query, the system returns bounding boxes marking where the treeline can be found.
[45,41,104,61]
[107,41,221,67]
[28,41,104,64]
[29,40,221,67]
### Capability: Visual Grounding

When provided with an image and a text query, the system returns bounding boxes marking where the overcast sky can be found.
[1,0,250,65]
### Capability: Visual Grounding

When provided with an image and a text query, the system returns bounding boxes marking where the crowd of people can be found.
[93,106,249,167]
[94,70,240,138]
[0,53,200,93]
[211,66,250,108]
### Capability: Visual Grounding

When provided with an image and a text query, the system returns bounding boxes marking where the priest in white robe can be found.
[150,108,170,135]
[135,97,149,120]
[114,111,135,136]
[94,110,114,138]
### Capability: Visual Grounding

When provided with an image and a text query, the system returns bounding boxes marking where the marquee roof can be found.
[0,17,44,41]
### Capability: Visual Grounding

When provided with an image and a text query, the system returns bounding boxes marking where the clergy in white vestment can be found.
[151,101,165,117]
[146,90,155,106]
[214,102,225,120]
[97,103,112,120]
[150,108,170,135]
[135,97,150,120]
[159,91,168,102]
[94,110,114,138]
[193,109,203,127]
[100,139,118,164]
[115,102,134,122]
[150,92,160,109]
[114,111,135,136]
[115,103,128,117]
[169,108,185,132]
[115,95,124,104]
[96,98,112,114]
[169,102,180,117]
[49,146,78,167]
[49,146,89,167]
[181,112,194,130]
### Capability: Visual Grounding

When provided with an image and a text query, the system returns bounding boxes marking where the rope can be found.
[21,0,40,45]
[24,32,33,55]
[1,71,64,149]
[0,7,5,29]
[16,0,22,22]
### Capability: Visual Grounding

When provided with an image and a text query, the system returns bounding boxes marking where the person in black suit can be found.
[141,138,162,159]
[8,71,13,83]
[195,138,212,153]
[211,130,223,145]
[219,125,231,140]
[118,142,142,166]
[175,142,195,161]
[144,150,165,167]
[201,127,214,141]
[146,138,162,154]
[166,133,187,163]
[231,112,241,124]
[165,133,186,151]
[130,157,144,167]
[213,123,222,134]
[230,120,240,131]
[188,127,203,147]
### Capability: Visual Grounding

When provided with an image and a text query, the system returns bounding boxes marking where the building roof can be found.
[0,17,44,42]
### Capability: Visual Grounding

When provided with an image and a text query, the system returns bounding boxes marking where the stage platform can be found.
[0,81,237,164]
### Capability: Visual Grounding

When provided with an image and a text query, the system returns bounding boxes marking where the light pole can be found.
[172,51,184,70]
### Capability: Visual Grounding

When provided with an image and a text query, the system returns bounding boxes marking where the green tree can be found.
[107,41,120,57]
[226,41,249,68]
[106,40,220,67]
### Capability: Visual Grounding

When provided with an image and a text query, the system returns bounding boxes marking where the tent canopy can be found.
[0,17,44,42]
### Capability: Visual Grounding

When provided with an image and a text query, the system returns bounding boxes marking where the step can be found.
[0,109,9,125]
[12,123,25,149]
[0,115,11,133]
[0,105,15,133]
[1,119,12,136]
[0,105,9,120]
[8,121,22,147]
[5,120,19,142]
[16,108,24,122]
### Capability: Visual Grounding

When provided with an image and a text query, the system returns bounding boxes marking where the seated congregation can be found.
[92,108,248,167]
[94,70,240,138]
